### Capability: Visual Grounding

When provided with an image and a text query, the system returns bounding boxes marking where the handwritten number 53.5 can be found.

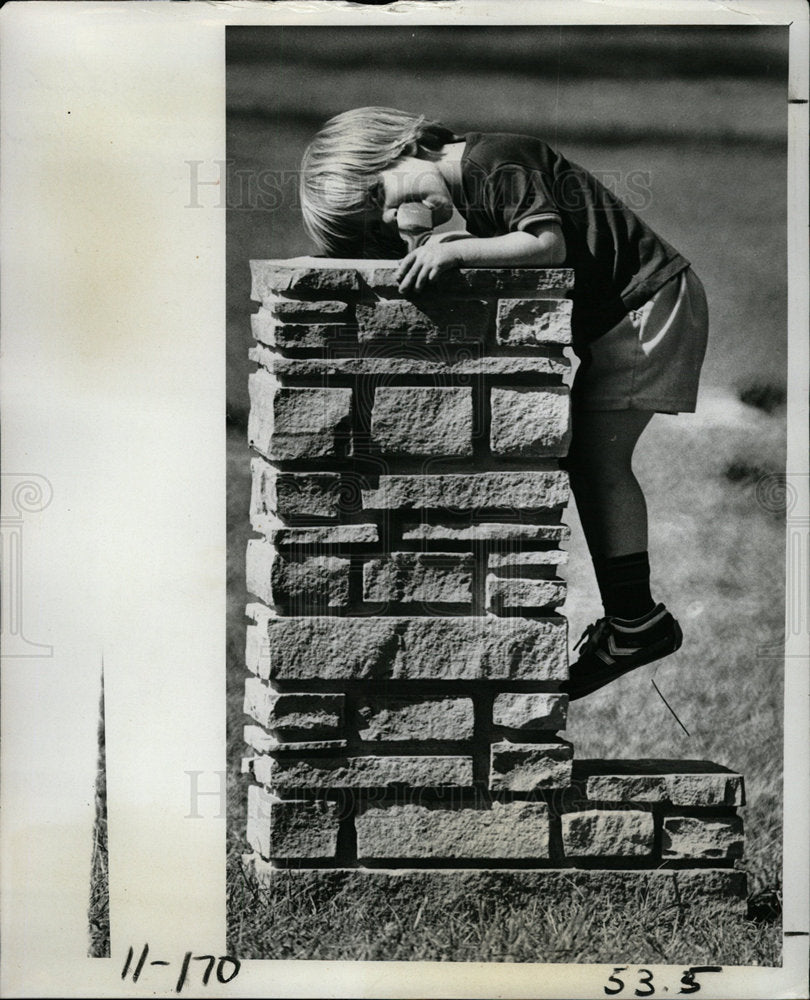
[604,965,719,995]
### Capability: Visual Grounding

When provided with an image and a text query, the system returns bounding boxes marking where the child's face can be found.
[376,155,454,233]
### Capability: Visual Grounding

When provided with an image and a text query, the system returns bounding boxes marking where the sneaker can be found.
[561,603,683,701]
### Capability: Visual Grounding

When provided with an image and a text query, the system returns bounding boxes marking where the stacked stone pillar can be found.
[242,257,746,915]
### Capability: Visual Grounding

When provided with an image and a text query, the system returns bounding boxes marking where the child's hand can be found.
[396,241,463,293]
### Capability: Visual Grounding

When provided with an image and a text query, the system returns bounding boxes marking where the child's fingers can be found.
[396,257,419,290]
[396,250,418,281]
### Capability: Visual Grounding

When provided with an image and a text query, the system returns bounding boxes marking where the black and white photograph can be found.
[1,2,808,998]
[226,19,792,967]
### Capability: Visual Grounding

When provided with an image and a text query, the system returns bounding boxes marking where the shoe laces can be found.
[573,616,611,654]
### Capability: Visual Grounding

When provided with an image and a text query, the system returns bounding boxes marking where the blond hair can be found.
[300,107,457,258]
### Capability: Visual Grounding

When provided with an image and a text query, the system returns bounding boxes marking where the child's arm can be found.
[396,223,566,294]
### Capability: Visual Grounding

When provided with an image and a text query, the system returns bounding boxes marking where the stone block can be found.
[487,550,568,573]
[251,308,355,349]
[662,816,744,860]
[248,373,352,461]
[246,540,350,608]
[370,387,473,458]
[496,297,573,346]
[355,298,490,342]
[263,295,352,321]
[363,471,568,512]
[401,522,570,543]
[251,259,360,298]
[245,622,271,680]
[666,774,746,808]
[251,259,574,299]
[250,459,341,525]
[246,786,340,859]
[577,760,745,807]
[268,524,378,547]
[486,576,567,612]
[259,351,569,380]
[262,616,567,681]
[244,687,344,731]
[585,775,668,803]
[254,754,473,790]
[244,677,275,728]
[357,697,474,741]
[363,552,473,603]
[561,810,655,857]
[356,802,550,859]
[492,693,568,731]
[356,263,575,297]
[244,725,347,754]
[490,387,571,458]
[489,740,573,791]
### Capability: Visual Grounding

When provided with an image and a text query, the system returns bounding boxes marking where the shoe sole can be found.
[564,621,683,702]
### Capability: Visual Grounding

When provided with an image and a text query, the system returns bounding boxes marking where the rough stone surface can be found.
[268,524,378,547]
[262,616,568,681]
[370,387,473,457]
[492,693,568,731]
[561,810,655,857]
[246,540,350,608]
[356,298,491,342]
[666,774,745,808]
[245,687,344,731]
[244,676,275,728]
[250,460,341,524]
[244,725,347,754]
[251,309,356,349]
[496,297,573,346]
[263,295,352,321]
[401,521,571,543]
[490,387,571,458]
[486,576,567,612]
[251,259,574,299]
[662,816,744,860]
[357,263,576,297]
[251,259,360,298]
[585,775,669,803]
[489,740,574,791]
[248,373,352,460]
[254,754,474,790]
[488,550,568,572]
[255,348,568,379]
[363,471,569,511]
[578,761,745,807]
[246,786,340,859]
[363,552,474,603]
[245,622,271,680]
[356,802,550,859]
[357,697,474,741]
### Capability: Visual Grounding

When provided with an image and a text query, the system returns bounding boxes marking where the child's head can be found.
[300,107,457,258]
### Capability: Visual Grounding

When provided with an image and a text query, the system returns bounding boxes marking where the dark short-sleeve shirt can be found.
[458,132,691,342]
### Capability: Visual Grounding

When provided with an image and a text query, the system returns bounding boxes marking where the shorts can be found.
[571,267,709,414]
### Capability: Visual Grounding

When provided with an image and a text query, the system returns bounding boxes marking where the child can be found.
[299,107,709,701]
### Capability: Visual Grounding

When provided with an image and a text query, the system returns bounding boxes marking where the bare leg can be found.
[565,409,655,560]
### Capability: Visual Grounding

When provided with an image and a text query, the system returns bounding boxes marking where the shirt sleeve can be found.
[483,161,562,234]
